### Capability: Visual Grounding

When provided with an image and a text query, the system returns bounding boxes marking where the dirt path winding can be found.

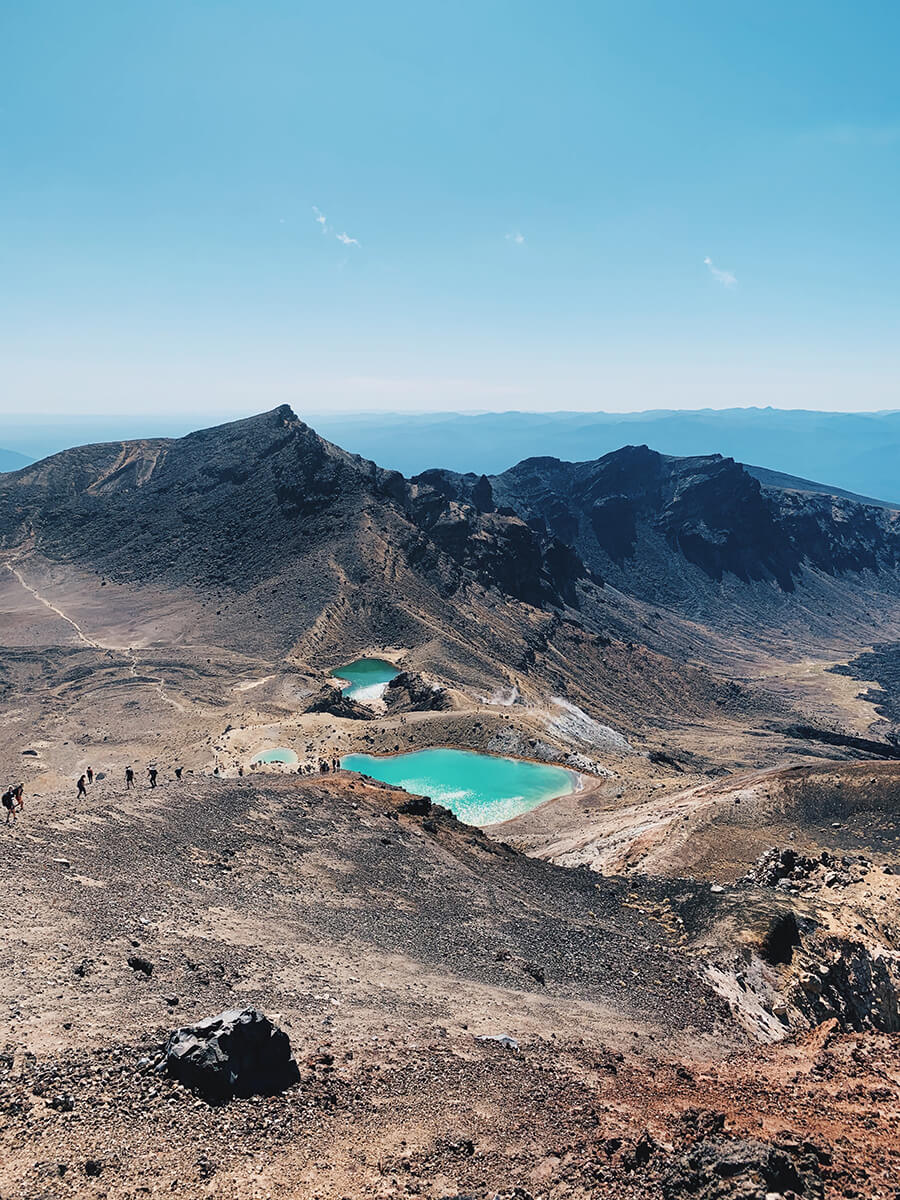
[3,562,185,712]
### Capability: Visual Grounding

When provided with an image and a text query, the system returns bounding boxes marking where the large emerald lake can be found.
[340,747,576,825]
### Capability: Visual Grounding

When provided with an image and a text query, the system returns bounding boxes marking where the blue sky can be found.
[2,0,899,418]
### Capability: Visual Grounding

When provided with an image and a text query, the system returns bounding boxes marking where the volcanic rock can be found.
[383,670,452,712]
[661,1135,825,1199]
[163,1008,301,1102]
[304,684,372,720]
[488,446,900,623]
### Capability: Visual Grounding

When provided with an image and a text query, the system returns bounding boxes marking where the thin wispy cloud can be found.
[505,231,525,245]
[703,256,737,288]
[313,206,361,252]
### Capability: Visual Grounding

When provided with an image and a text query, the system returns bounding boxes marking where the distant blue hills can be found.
[3,407,899,504]
[0,446,31,473]
[315,408,900,505]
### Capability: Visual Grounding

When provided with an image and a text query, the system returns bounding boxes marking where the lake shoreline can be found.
[341,745,579,827]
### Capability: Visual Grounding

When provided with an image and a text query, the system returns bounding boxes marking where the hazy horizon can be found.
[4,405,900,504]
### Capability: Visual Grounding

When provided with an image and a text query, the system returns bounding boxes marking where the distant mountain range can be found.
[5,408,900,503]
[312,409,900,505]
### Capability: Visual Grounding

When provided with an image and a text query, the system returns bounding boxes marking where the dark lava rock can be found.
[447,1137,476,1156]
[522,961,546,986]
[622,1130,660,1172]
[127,955,153,976]
[662,1136,824,1199]
[164,1008,301,1102]
[398,793,432,816]
[492,445,900,597]
[741,846,820,888]
[410,467,587,607]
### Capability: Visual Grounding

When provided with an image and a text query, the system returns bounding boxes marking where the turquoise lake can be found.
[251,747,298,765]
[340,747,576,825]
[331,657,399,701]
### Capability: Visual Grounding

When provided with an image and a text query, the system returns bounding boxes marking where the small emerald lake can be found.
[340,747,576,826]
[331,657,399,702]
[251,747,298,765]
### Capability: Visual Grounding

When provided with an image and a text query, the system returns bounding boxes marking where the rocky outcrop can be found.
[661,1133,826,1199]
[408,469,588,607]
[383,671,451,713]
[778,723,900,760]
[490,446,900,601]
[304,684,373,720]
[739,846,876,893]
[163,1008,300,1102]
[788,942,900,1033]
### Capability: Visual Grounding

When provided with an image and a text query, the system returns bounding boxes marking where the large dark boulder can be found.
[164,1008,300,1102]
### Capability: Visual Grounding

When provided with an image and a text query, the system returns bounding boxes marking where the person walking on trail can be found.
[148,767,158,788]
[13,784,24,812]
[2,788,15,825]
[86,766,94,785]
[77,775,87,798]
[125,766,135,790]
[174,766,183,780]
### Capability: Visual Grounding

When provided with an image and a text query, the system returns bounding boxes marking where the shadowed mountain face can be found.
[476,447,900,602]
[0,406,585,613]
[490,449,798,585]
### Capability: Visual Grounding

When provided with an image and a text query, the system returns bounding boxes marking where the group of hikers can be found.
[304,756,341,774]
[11,742,345,824]
[221,755,341,777]
[75,763,183,797]
[6,760,191,823]
[10,749,342,814]
[2,783,24,824]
